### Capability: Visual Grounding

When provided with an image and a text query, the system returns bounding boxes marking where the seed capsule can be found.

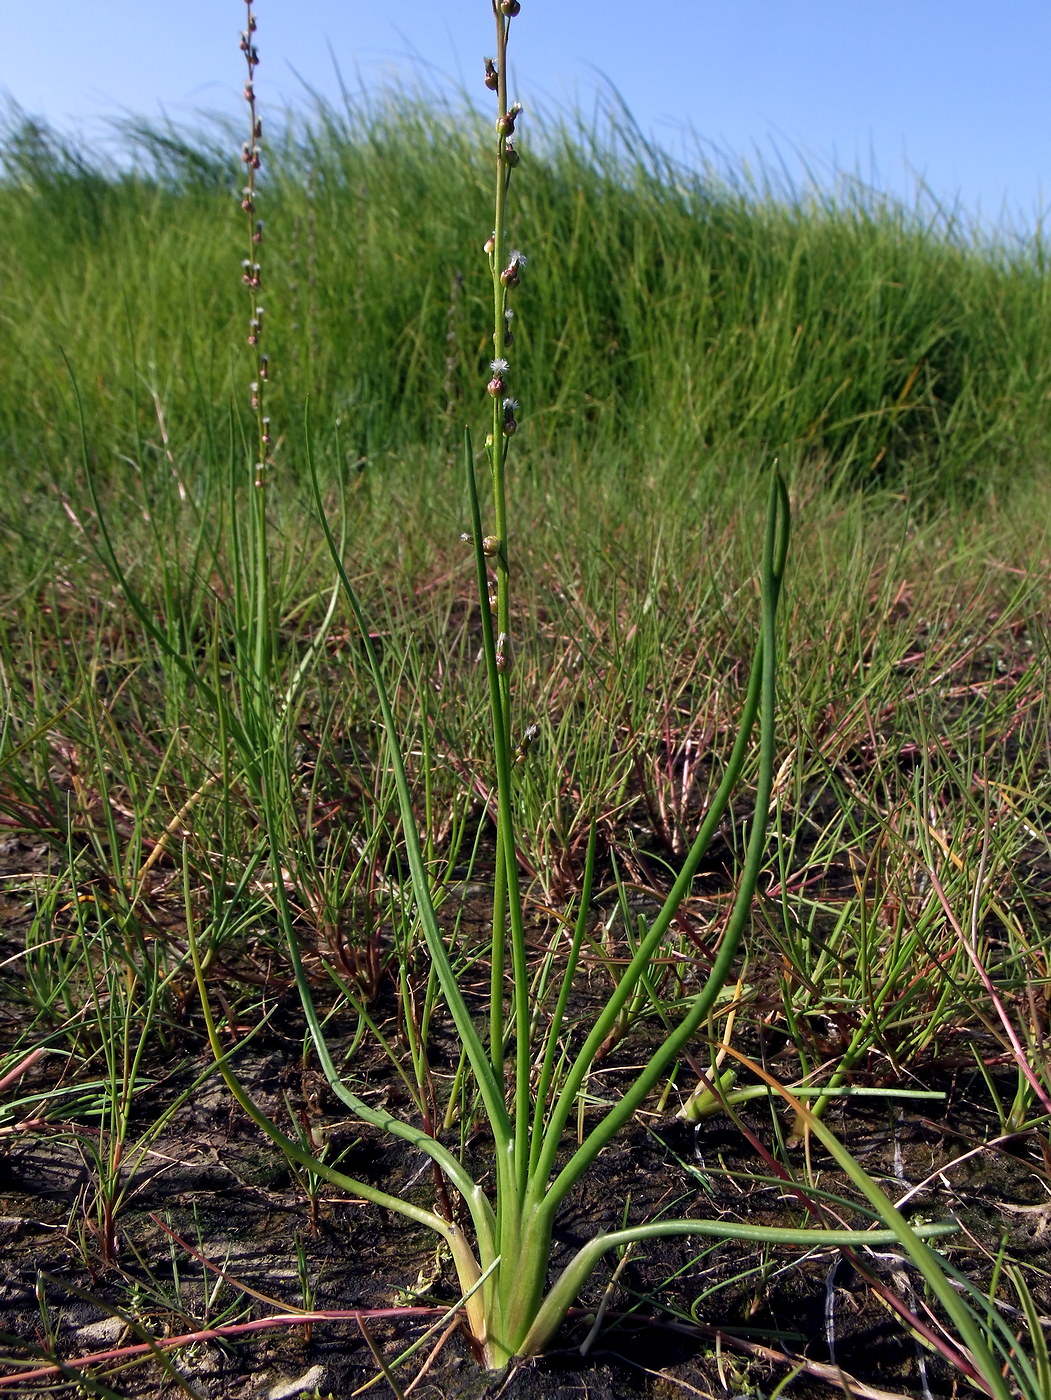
[495,103,523,138]
[514,722,541,765]
[500,249,527,287]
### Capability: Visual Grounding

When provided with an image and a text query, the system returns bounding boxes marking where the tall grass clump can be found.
[5,81,1051,502]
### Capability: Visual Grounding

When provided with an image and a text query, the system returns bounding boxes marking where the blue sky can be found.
[7,2,1050,231]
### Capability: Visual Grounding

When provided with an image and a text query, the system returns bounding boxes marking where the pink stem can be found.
[0,1307,443,1387]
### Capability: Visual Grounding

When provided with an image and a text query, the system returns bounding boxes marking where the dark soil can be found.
[2,835,1050,1399]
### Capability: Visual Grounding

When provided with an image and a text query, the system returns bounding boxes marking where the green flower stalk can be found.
[238,0,276,759]
[481,0,530,1144]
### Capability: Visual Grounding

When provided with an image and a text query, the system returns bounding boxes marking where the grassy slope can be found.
[3,96,1051,502]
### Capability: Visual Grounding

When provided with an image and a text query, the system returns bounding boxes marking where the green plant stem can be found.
[486,2,531,1197]
[517,1216,958,1359]
[465,436,531,1193]
[528,824,598,1173]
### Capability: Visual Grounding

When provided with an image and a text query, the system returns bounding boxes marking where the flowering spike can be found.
[241,0,272,481]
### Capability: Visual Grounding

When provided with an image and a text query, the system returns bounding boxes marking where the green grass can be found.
[4,94,1051,502]
[1,82,1051,1394]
